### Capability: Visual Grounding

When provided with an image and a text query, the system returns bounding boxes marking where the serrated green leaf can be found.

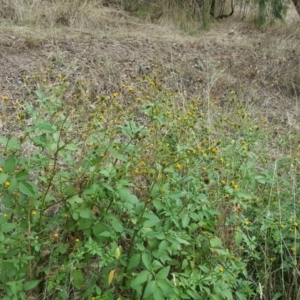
[142,252,152,270]
[153,286,164,300]
[78,218,93,230]
[128,254,141,270]
[1,222,17,233]
[176,237,190,245]
[210,237,222,248]
[156,266,170,280]
[130,270,150,289]
[71,270,84,290]
[15,171,29,181]
[0,173,8,184]
[24,280,40,291]
[144,281,156,298]
[67,195,83,206]
[235,230,243,245]
[7,137,20,151]
[19,181,36,197]
[200,265,210,273]
[182,214,190,228]
[118,188,139,204]
[79,207,91,219]
[4,156,16,174]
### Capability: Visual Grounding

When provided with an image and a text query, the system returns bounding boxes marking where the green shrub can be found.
[0,69,299,299]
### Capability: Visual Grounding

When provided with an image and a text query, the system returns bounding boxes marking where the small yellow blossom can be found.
[293,222,298,227]
[113,92,119,98]
[280,224,285,229]
[87,142,94,147]
[137,97,142,102]
[233,184,239,190]
[2,95,9,101]
[4,181,10,187]
[219,267,224,272]
[128,87,134,92]
[3,214,8,218]
[99,115,104,120]
[150,81,156,87]
[220,180,226,185]
[219,157,224,163]
[176,163,182,169]
[53,233,59,238]
[211,147,218,154]
[121,84,126,88]
[134,169,139,174]
[32,210,37,216]
[75,238,80,243]
[248,127,253,131]
[0,167,3,172]
[244,220,250,226]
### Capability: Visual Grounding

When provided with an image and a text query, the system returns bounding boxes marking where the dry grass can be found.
[0,0,299,140]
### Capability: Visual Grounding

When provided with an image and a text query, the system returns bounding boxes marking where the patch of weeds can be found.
[0,67,299,300]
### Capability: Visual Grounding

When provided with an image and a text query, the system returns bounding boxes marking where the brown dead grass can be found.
[0,0,299,137]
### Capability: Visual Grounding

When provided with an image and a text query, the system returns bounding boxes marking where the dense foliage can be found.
[0,66,299,299]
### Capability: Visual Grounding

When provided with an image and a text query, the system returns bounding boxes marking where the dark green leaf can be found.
[79,207,91,219]
[4,156,16,174]
[128,254,141,270]
[1,223,17,233]
[24,280,40,291]
[182,214,190,228]
[19,181,36,197]
[0,173,8,184]
[71,270,84,290]
[130,270,150,289]
[156,266,170,280]
[144,281,156,298]
[142,252,152,270]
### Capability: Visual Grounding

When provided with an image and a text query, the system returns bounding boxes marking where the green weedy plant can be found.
[0,69,299,300]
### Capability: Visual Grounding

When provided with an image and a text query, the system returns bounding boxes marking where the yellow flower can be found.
[53,233,59,238]
[3,214,8,218]
[280,224,285,229]
[2,95,9,101]
[233,184,239,190]
[219,157,224,163]
[293,222,298,227]
[0,167,3,172]
[220,180,226,185]
[87,142,94,147]
[99,115,104,120]
[32,210,37,216]
[219,267,224,272]
[176,163,182,169]
[244,220,250,226]
[75,238,80,243]
[137,97,142,102]
[128,87,134,92]
[150,81,156,87]
[121,84,126,88]
[113,92,119,98]
[4,181,10,187]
